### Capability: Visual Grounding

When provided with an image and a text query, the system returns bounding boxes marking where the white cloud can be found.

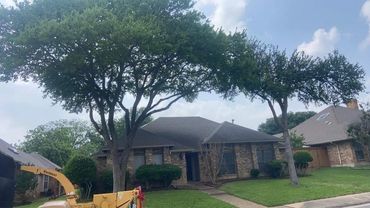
[360,0,370,49]
[196,0,248,32]
[0,0,15,7]
[297,27,340,57]
[0,82,88,144]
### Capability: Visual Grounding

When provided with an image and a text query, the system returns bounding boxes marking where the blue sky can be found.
[0,0,369,144]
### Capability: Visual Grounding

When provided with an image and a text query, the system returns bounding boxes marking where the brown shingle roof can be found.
[99,117,280,155]
[142,117,280,149]
[205,121,280,143]
[289,106,362,145]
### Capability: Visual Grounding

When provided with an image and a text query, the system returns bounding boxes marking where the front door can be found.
[185,153,200,181]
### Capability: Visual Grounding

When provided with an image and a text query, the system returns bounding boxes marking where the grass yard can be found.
[145,190,234,208]
[220,167,370,207]
[16,190,234,208]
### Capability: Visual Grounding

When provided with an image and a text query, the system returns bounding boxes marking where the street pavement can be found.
[278,192,370,208]
[345,203,370,208]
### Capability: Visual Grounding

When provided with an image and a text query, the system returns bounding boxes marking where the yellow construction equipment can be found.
[20,166,144,208]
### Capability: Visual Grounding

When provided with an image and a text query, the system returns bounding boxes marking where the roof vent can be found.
[8,146,19,154]
[324,121,333,125]
[316,113,330,121]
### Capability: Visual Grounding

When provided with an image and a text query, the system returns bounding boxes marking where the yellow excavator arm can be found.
[20,165,144,208]
[20,165,78,206]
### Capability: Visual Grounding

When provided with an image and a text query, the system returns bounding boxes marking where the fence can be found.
[293,147,330,169]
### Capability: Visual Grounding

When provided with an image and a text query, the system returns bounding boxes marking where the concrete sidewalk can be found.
[275,192,370,208]
[194,184,266,208]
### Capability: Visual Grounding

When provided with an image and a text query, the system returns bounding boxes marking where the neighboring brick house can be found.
[0,138,62,197]
[288,100,369,167]
[96,117,281,185]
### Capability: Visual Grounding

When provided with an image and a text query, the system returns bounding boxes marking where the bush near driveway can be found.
[221,168,370,207]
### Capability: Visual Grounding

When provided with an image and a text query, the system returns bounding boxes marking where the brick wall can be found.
[235,144,254,178]
[98,142,281,185]
[327,141,356,167]
[170,152,187,185]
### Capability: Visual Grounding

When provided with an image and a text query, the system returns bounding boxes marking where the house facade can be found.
[96,117,282,185]
[288,100,370,167]
[0,138,62,198]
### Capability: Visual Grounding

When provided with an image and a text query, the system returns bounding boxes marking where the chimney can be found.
[346,99,359,110]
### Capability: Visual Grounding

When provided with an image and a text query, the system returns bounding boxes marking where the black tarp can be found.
[0,153,15,208]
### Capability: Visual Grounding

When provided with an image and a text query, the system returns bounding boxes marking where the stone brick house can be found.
[96,117,281,185]
[0,138,62,198]
[288,100,370,167]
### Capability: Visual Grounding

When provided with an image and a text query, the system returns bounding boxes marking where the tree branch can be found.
[147,95,184,116]
[266,98,283,129]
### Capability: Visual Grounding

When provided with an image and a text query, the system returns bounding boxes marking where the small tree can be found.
[348,105,370,147]
[64,156,96,199]
[290,131,305,148]
[200,143,225,185]
[215,41,365,186]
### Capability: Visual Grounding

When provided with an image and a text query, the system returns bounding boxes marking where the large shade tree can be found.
[217,42,365,186]
[19,120,104,167]
[258,111,316,135]
[0,0,241,191]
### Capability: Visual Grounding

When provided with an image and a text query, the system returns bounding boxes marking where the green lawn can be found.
[220,167,370,207]
[16,190,234,208]
[145,190,234,208]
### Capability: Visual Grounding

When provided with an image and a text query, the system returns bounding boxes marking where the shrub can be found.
[99,170,113,193]
[15,172,37,204]
[64,155,96,199]
[135,164,181,189]
[250,169,260,178]
[294,151,313,175]
[266,160,284,178]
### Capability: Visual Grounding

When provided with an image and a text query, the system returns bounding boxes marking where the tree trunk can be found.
[111,149,124,192]
[281,107,299,186]
[111,148,131,192]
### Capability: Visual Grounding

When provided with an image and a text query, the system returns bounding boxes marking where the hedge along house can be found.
[96,117,281,185]
[0,138,62,198]
[287,100,369,167]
